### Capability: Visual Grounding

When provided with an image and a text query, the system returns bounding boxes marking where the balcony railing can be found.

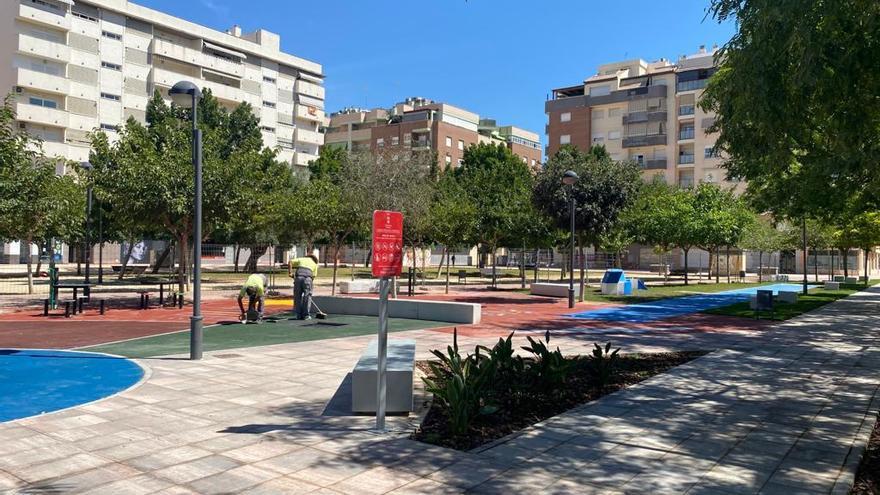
[676,79,708,93]
[678,129,695,140]
[642,158,668,170]
[678,154,695,164]
[678,179,695,188]
[678,105,695,116]
[622,134,667,148]
[622,111,666,125]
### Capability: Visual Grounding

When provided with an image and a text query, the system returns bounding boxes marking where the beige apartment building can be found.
[0,0,324,264]
[545,46,733,190]
[324,97,542,171]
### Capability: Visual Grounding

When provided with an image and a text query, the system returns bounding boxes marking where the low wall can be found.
[312,296,480,324]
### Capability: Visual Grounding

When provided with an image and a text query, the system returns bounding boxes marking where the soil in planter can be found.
[412,350,707,451]
[851,412,880,495]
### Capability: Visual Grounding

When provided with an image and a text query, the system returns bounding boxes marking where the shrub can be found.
[588,342,620,391]
[521,330,571,390]
[478,331,524,392]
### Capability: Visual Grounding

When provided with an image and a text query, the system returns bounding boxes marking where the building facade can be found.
[545,46,734,190]
[324,97,542,170]
[0,0,324,264]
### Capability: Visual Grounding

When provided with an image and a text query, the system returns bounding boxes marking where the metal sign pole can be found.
[376,276,390,431]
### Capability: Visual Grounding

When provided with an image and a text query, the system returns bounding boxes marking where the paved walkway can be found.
[0,288,878,494]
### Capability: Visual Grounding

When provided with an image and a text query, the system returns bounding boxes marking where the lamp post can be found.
[562,170,579,308]
[80,161,93,288]
[169,81,203,360]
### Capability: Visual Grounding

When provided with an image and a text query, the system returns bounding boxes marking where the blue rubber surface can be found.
[568,284,816,323]
[0,349,143,423]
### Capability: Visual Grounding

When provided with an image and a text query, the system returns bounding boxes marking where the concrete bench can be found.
[338,279,380,294]
[845,277,858,284]
[833,275,845,282]
[312,296,480,324]
[824,281,840,291]
[773,274,790,282]
[352,338,415,413]
[530,282,581,298]
[777,291,798,303]
[480,268,497,277]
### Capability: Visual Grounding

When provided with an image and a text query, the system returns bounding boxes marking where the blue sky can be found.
[138,0,735,143]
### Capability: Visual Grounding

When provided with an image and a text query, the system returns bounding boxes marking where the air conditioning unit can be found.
[14,86,23,93]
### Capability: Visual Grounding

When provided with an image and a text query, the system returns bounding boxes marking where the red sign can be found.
[372,210,404,278]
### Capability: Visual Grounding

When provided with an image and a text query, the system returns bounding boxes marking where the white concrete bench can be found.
[777,291,798,303]
[845,277,858,284]
[530,282,581,298]
[352,338,415,413]
[338,279,380,294]
[773,274,790,282]
[833,276,845,282]
[480,268,497,277]
[312,296,480,324]
[825,281,840,291]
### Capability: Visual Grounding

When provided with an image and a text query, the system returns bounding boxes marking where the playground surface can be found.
[0,349,143,422]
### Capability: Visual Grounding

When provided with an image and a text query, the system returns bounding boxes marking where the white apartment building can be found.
[0,0,324,264]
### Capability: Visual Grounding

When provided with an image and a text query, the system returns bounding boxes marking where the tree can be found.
[740,215,785,282]
[0,96,86,293]
[691,183,752,283]
[429,172,478,293]
[836,212,880,282]
[534,145,641,297]
[702,0,880,218]
[455,143,533,287]
[307,145,346,181]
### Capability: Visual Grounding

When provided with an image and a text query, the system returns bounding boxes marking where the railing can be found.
[679,129,695,140]
[622,134,666,148]
[643,158,668,170]
[622,111,666,125]
[678,154,695,164]
[676,79,708,92]
[678,105,695,116]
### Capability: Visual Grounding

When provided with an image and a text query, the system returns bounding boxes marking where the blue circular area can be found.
[0,349,144,423]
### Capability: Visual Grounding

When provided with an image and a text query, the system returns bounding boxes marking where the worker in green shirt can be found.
[288,254,318,320]
[237,273,268,322]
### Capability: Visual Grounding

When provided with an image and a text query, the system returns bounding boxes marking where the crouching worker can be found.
[237,273,268,323]
[288,254,318,320]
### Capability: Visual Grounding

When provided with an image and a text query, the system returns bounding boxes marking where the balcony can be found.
[293,152,313,167]
[296,127,322,146]
[642,158,668,170]
[621,110,666,125]
[678,105,695,116]
[151,39,244,78]
[622,134,666,148]
[18,1,70,30]
[18,33,70,63]
[15,67,69,95]
[41,140,69,159]
[676,79,708,93]
[678,154,695,165]
[678,128,695,141]
[295,79,325,100]
[296,104,324,123]
[16,102,68,128]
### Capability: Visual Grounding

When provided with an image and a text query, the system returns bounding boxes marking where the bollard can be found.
[43,299,49,316]
[178,294,183,309]
[77,297,84,314]
[144,293,149,309]
[64,301,71,318]
[99,299,105,315]
[408,267,414,297]
[139,293,146,309]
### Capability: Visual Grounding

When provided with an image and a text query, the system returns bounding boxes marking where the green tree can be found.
[740,215,785,282]
[691,183,752,283]
[429,172,478,293]
[533,145,641,297]
[307,145,346,181]
[702,0,880,217]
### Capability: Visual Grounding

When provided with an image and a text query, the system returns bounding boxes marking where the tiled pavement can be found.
[1,288,879,494]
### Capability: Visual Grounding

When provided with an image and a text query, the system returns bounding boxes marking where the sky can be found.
[137,0,736,144]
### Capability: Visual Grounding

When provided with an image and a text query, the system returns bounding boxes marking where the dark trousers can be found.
[247,294,264,317]
[294,275,313,319]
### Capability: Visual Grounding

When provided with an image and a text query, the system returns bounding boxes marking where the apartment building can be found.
[0,0,324,168]
[324,97,542,170]
[545,46,732,190]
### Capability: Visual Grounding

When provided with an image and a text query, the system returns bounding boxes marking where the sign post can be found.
[371,210,403,431]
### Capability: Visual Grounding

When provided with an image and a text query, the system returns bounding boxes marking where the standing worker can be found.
[289,254,318,320]
[237,273,268,322]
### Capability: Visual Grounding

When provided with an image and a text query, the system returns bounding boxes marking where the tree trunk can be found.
[715,248,720,284]
[436,246,447,278]
[865,248,870,285]
[578,242,586,302]
[118,238,135,280]
[331,244,340,296]
[830,250,835,280]
[233,244,241,273]
[559,252,565,282]
[683,248,690,285]
[758,251,764,283]
[814,250,819,282]
[726,246,731,284]
[35,240,45,275]
[177,234,188,293]
[533,248,539,283]
[520,242,526,289]
[491,248,497,289]
[152,243,172,274]
[26,236,34,294]
[243,245,261,273]
[843,248,849,278]
[445,251,451,294]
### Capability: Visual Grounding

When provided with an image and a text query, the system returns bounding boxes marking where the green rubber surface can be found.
[80,313,449,358]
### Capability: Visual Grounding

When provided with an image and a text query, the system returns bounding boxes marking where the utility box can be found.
[601,269,627,296]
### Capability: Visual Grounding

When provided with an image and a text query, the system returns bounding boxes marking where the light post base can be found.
[568,289,575,309]
[190,315,203,360]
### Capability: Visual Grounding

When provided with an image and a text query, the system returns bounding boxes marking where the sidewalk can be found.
[0,287,877,494]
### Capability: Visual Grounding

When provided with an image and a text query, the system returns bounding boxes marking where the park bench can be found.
[111,264,149,275]
[530,282,581,298]
[338,279,380,294]
[845,277,858,284]
[824,281,840,291]
[351,338,415,414]
[777,291,798,303]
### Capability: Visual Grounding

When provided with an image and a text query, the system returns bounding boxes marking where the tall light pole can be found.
[170,81,203,360]
[563,170,579,308]
[80,161,93,289]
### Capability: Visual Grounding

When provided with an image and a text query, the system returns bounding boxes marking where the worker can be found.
[237,273,268,322]
[289,254,318,320]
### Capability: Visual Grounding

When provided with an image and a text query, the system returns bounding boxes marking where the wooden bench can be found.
[352,339,415,414]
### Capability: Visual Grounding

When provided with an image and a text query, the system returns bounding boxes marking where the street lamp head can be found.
[562,170,579,186]
[169,81,201,108]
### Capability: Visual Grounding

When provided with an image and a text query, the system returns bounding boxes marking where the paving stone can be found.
[428,458,508,489]
[152,455,242,484]
[11,452,111,484]
[189,464,280,494]
[241,475,321,494]
[331,466,421,494]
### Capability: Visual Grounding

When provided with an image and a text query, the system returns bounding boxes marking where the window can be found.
[28,96,57,109]
[560,112,571,122]
[560,134,571,145]
[260,126,275,133]
[445,154,451,165]
[100,92,120,101]
[608,107,622,118]
[101,61,122,71]
[29,28,63,43]
[458,140,464,151]
[102,31,122,41]
[531,159,536,167]
[30,60,61,76]
[608,130,621,140]
[591,109,605,120]
[704,146,720,158]
[391,136,399,146]
[592,135,604,144]
[262,76,276,84]
[445,136,452,147]
[457,158,464,167]
[262,101,276,108]
[30,0,62,12]
[403,133,411,145]
[589,85,610,97]
[376,138,384,148]
[100,123,119,131]
[72,11,98,22]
